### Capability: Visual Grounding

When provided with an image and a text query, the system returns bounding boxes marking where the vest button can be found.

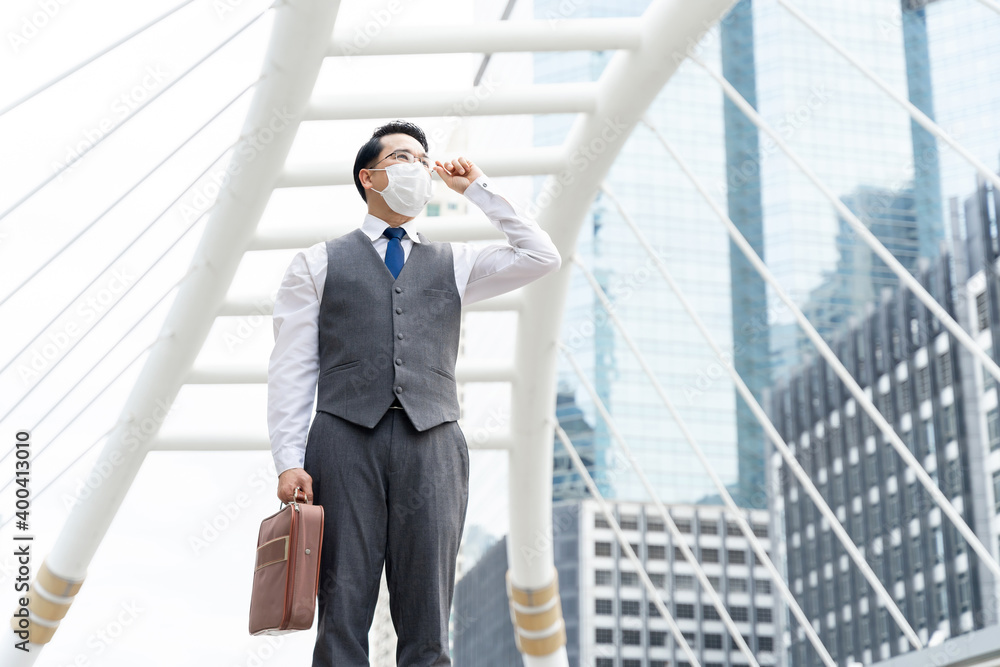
[395,386,403,394]
[395,358,402,366]
[395,307,402,314]
[394,286,402,293]
[397,333,403,339]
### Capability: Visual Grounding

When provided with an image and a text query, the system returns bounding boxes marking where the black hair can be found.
[353,120,429,203]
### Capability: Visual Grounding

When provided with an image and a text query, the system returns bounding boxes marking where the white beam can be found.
[184,359,516,384]
[501,2,739,665]
[249,214,506,251]
[305,83,598,120]
[217,288,523,318]
[277,146,567,188]
[151,427,514,451]
[327,18,642,57]
[23,0,344,658]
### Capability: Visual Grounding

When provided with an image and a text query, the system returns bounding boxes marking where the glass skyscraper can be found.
[540,0,740,506]
[541,0,1000,513]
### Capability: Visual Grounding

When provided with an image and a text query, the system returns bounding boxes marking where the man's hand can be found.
[433,156,483,195]
[277,468,314,504]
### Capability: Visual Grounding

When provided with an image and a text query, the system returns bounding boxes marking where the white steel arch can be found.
[9,0,998,664]
[2,0,741,665]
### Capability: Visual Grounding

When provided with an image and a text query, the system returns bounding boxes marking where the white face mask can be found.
[369,161,434,217]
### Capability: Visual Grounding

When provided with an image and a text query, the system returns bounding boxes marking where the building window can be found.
[704,634,723,649]
[703,605,720,620]
[677,603,695,619]
[648,519,665,532]
[728,549,747,565]
[755,579,772,595]
[595,599,612,615]
[595,516,609,529]
[596,660,613,667]
[630,542,640,557]
[702,548,720,563]
[993,471,1000,514]
[958,573,971,612]
[620,515,638,530]
[650,630,668,646]
[595,542,612,557]
[758,608,773,623]
[621,571,638,587]
[648,545,666,560]
[622,600,640,616]
[753,523,769,538]
[730,606,749,622]
[937,352,953,388]
[709,575,722,591]
[917,365,931,401]
[651,662,668,667]
[649,601,661,617]
[942,403,957,442]
[595,628,614,644]
[649,572,666,589]
[757,636,774,653]
[675,518,692,533]
[595,569,612,586]
[622,629,641,645]
[727,522,742,536]
[676,574,695,590]
[730,577,748,593]
[701,520,719,535]
[623,661,641,667]
[989,407,1000,451]
[976,290,989,331]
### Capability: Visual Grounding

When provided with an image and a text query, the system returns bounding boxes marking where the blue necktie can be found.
[382,227,406,279]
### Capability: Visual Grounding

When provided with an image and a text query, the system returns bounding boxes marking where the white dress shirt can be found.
[267,174,562,476]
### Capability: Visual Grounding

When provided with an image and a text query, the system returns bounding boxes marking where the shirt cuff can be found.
[273,447,305,478]
[463,173,519,217]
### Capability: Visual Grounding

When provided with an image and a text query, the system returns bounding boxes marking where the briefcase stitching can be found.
[255,535,289,571]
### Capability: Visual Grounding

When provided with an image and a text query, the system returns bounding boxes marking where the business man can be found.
[267,120,561,666]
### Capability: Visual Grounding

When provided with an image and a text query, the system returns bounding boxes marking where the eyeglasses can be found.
[369,149,432,171]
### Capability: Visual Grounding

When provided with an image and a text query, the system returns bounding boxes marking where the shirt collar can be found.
[361,213,422,244]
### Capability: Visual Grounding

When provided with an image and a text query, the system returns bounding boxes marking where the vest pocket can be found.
[319,360,361,377]
[423,288,455,300]
[429,366,455,381]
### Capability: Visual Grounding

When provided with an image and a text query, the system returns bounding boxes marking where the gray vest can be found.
[315,227,462,431]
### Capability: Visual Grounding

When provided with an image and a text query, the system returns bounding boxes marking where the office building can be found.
[767,171,1000,665]
[454,498,780,667]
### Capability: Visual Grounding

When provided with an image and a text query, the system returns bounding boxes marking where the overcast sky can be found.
[0,0,540,663]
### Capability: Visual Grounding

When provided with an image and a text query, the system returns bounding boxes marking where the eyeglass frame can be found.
[366,149,433,171]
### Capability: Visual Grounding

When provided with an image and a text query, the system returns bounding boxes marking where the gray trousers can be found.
[303,404,470,666]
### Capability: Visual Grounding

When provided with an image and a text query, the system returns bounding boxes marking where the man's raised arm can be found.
[451,173,562,306]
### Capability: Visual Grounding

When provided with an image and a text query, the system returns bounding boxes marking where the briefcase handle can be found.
[278,486,309,512]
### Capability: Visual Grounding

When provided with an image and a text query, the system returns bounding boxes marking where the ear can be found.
[359,168,373,189]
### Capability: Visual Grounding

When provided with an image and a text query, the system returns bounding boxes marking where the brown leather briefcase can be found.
[249,487,324,635]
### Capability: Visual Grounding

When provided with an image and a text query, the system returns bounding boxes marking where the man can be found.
[266,119,561,666]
